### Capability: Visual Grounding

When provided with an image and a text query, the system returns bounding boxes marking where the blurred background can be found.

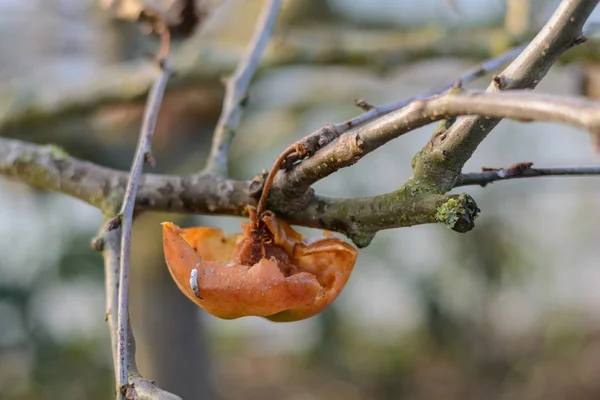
[1,0,600,399]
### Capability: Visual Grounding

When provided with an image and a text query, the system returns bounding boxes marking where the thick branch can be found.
[272,89,600,194]
[205,0,283,175]
[2,132,600,247]
[282,190,479,248]
[0,136,254,215]
[412,0,598,191]
[0,135,475,245]
[0,139,113,210]
[4,86,600,240]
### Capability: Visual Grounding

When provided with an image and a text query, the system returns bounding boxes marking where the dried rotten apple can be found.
[162,207,358,322]
[162,142,358,321]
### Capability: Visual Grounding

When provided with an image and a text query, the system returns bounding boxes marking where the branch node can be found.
[239,93,250,107]
[121,383,134,398]
[282,124,340,170]
[91,237,105,252]
[249,169,269,198]
[105,215,123,232]
[492,74,505,89]
[572,35,588,46]
[504,161,534,176]
[482,161,534,177]
[144,152,157,167]
[354,98,375,111]
[157,57,170,72]
[354,133,365,152]
[348,231,376,248]
[138,8,171,65]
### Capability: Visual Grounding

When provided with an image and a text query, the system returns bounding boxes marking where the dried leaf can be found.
[162,208,358,322]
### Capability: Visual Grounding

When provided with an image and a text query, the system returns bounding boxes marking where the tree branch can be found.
[126,377,182,400]
[0,134,475,246]
[96,227,120,379]
[3,86,600,247]
[280,44,525,169]
[0,136,254,215]
[204,0,283,175]
[117,60,169,400]
[0,139,112,210]
[271,88,600,196]
[285,191,480,248]
[456,163,600,187]
[412,0,598,191]
[107,18,173,400]
[95,227,182,400]
[15,3,600,398]
[1,1,599,252]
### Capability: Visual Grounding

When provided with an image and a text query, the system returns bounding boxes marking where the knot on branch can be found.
[348,231,376,249]
[249,169,314,215]
[482,161,533,177]
[124,376,183,400]
[91,237,104,252]
[282,125,340,170]
[249,169,269,199]
[354,98,374,111]
[435,193,479,233]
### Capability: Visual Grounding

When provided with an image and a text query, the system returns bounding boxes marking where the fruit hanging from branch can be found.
[162,144,358,321]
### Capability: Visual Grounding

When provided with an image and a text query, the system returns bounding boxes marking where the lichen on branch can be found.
[280,183,480,248]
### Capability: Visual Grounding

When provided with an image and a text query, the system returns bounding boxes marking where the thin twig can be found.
[456,163,600,187]
[114,22,172,399]
[95,227,182,400]
[96,227,121,378]
[339,45,526,130]
[282,44,525,167]
[205,0,283,176]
